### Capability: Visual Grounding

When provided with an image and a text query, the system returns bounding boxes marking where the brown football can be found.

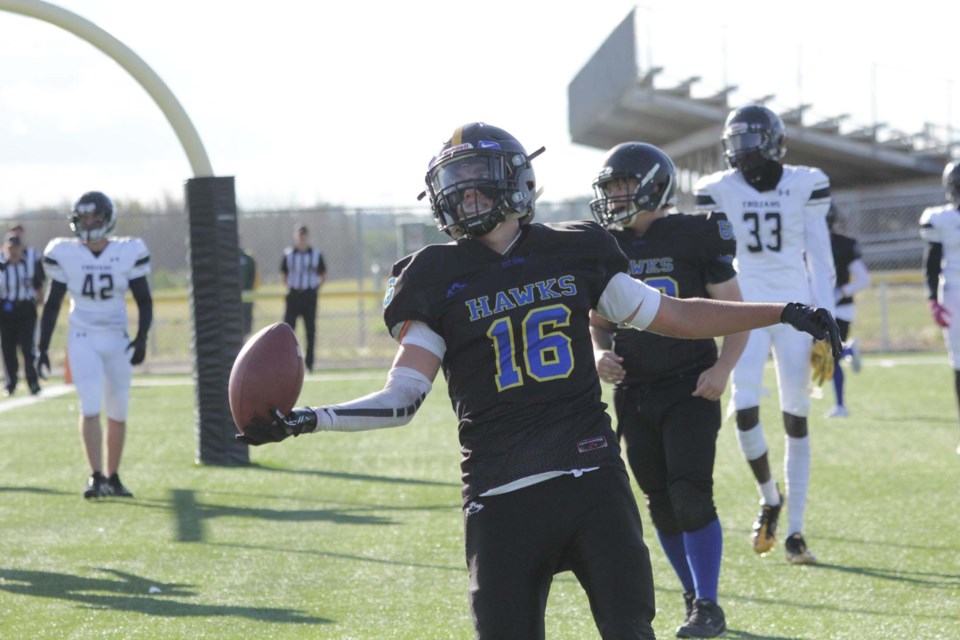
[228,322,305,435]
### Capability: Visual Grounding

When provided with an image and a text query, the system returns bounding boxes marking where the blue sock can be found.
[683,518,723,602]
[833,363,845,407]
[656,530,694,592]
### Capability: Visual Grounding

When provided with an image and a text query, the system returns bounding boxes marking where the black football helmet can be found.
[722,104,786,176]
[71,191,116,242]
[423,123,540,240]
[943,160,960,205]
[589,142,677,226]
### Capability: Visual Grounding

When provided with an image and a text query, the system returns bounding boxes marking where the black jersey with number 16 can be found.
[383,221,635,502]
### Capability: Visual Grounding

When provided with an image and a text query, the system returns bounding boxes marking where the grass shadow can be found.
[0,486,70,496]
[247,462,459,488]
[209,541,463,574]
[169,489,395,542]
[0,567,330,623]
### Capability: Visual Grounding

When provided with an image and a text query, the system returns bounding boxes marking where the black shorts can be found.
[463,467,655,640]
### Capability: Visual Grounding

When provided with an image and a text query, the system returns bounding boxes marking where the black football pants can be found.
[614,374,720,535]
[0,301,39,392]
[464,467,656,640]
[283,289,317,369]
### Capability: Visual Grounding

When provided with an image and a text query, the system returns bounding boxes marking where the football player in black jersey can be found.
[589,143,745,638]
[239,123,841,640]
[825,207,871,418]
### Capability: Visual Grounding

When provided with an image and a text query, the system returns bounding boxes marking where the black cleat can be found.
[83,472,108,499]
[28,382,41,396]
[752,488,782,555]
[785,532,817,565]
[676,598,726,638]
[106,473,134,498]
[683,590,696,623]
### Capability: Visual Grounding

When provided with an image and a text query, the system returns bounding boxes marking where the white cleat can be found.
[847,339,862,373]
[825,405,849,418]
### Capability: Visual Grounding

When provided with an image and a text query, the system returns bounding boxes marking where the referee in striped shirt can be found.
[281,224,326,372]
[0,231,44,395]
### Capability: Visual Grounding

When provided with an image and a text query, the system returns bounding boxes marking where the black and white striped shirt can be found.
[281,247,326,291]
[0,247,44,303]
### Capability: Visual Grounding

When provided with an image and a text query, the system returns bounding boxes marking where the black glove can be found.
[236,407,318,446]
[128,338,147,365]
[36,351,50,380]
[780,302,843,361]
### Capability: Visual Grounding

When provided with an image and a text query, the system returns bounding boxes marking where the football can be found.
[229,322,305,435]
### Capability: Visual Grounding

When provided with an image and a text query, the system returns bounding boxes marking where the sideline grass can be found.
[0,354,958,639]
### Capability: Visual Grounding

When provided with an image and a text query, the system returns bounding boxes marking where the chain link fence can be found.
[9,188,942,374]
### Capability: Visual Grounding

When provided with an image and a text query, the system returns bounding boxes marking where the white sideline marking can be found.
[0,384,74,414]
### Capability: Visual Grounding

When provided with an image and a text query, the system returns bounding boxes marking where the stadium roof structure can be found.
[568,11,953,189]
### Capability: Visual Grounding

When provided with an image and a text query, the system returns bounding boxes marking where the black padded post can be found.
[185,176,249,465]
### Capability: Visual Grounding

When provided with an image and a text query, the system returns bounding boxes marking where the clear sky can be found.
[0,0,957,217]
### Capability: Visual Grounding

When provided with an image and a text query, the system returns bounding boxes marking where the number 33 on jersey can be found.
[42,237,151,332]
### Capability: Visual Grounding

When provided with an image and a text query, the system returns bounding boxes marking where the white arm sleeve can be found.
[803,204,837,315]
[312,365,433,432]
[841,259,871,298]
[596,271,662,331]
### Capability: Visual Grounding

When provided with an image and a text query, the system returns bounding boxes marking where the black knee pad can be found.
[646,490,680,536]
[783,412,808,438]
[667,481,717,532]
[736,406,760,430]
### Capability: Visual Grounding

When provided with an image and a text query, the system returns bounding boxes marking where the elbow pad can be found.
[597,272,662,330]
[317,366,432,432]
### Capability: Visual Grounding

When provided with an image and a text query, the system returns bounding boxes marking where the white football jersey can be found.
[919,204,960,281]
[43,237,151,332]
[694,165,835,311]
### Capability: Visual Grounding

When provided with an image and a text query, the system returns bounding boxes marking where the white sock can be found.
[785,435,811,536]
[735,422,768,460]
[759,478,781,506]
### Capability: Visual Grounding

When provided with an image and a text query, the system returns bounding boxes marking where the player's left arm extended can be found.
[597,272,840,355]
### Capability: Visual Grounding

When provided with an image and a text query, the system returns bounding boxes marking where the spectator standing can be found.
[694,104,836,564]
[37,192,153,499]
[281,224,326,372]
[825,207,870,418]
[0,232,44,395]
[920,159,960,454]
[239,243,258,339]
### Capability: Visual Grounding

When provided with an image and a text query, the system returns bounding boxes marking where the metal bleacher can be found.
[566,9,957,271]
[567,10,954,193]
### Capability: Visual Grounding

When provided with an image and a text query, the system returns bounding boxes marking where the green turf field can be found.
[1,354,958,639]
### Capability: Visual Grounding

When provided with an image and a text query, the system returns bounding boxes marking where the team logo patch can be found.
[465,501,485,516]
[577,436,608,453]
[446,282,467,298]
